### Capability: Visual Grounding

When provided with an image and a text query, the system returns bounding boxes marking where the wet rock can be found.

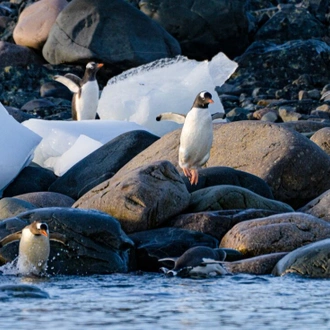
[13,0,68,50]
[134,0,249,60]
[4,106,37,123]
[3,164,57,197]
[49,130,159,200]
[42,0,181,69]
[128,227,218,272]
[0,207,134,275]
[226,252,287,275]
[74,160,190,234]
[220,212,330,257]
[166,209,282,242]
[272,238,330,278]
[187,185,294,213]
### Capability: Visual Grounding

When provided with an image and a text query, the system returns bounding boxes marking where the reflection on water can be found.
[0,272,329,330]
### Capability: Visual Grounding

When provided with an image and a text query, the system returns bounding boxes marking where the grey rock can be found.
[272,238,330,278]
[14,192,75,208]
[226,252,287,275]
[220,212,330,257]
[0,197,36,220]
[310,127,330,156]
[42,0,181,69]
[166,208,282,242]
[74,160,190,234]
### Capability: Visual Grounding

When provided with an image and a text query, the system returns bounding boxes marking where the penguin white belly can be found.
[179,107,213,169]
[17,228,50,275]
[75,81,99,120]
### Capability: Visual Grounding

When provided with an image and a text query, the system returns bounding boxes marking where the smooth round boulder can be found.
[42,0,181,69]
[13,0,68,50]
[14,192,75,208]
[166,208,282,242]
[220,212,330,257]
[74,160,190,234]
[0,207,134,275]
[187,185,294,213]
[128,227,218,272]
[272,239,330,278]
[49,130,159,200]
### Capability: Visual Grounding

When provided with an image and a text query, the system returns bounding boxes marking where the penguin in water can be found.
[178,91,215,185]
[0,221,67,276]
[54,61,103,120]
[158,246,228,278]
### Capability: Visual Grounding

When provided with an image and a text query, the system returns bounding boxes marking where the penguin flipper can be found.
[156,112,186,124]
[0,231,22,248]
[50,232,68,246]
[54,75,80,94]
[211,112,226,120]
[64,73,82,86]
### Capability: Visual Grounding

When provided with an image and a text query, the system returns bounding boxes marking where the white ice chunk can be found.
[97,52,238,136]
[22,119,149,174]
[45,134,103,176]
[0,103,42,196]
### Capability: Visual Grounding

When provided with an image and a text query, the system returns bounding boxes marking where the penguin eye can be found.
[37,223,48,231]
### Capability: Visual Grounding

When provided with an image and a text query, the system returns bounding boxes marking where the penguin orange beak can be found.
[97,63,104,69]
[40,229,48,237]
[208,99,214,104]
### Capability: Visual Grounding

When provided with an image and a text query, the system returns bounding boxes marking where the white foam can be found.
[97,52,238,136]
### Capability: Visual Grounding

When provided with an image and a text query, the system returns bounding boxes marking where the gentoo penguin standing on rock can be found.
[54,61,103,120]
[158,246,228,278]
[0,221,67,276]
[178,91,214,185]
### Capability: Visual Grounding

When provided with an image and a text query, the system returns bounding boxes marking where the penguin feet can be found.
[182,167,199,185]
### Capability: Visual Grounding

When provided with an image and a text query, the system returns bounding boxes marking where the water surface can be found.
[0,273,329,330]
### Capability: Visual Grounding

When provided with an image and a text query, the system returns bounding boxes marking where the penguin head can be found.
[86,62,104,72]
[194,91,214,108]
[30,221,49,237]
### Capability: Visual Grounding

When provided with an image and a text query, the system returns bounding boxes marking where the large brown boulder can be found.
[117,121,330,208]
[220,212,330,257]
[13,0,68,50]
[74,161,190,234]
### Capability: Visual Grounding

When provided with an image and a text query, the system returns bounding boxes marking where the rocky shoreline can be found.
[1,0,330,278]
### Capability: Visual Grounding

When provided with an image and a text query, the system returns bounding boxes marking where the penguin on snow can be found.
[0,221,67,276]
[54,61,103,120]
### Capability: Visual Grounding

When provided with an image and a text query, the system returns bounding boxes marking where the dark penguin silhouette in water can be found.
[0,221,67,276]
[156,91,219,185]
[158,246,228,278]
[54,62,103,120]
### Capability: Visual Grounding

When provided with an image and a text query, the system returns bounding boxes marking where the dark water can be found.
[0,272,329,330]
